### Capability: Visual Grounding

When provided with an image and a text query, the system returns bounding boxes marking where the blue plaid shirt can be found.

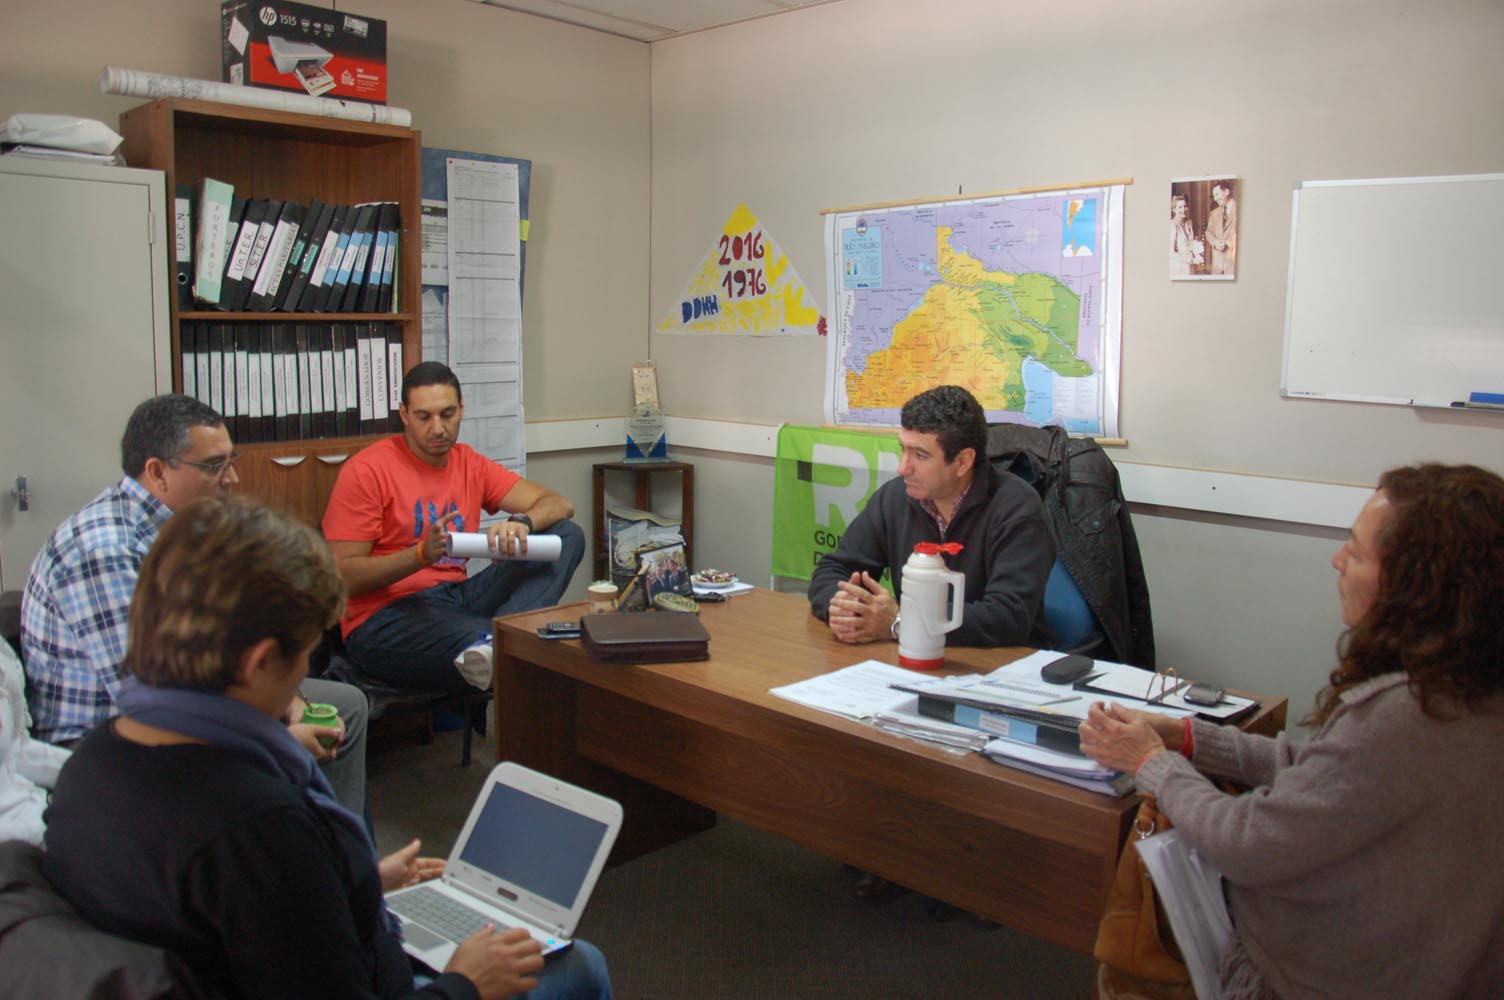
[20,477,172,743]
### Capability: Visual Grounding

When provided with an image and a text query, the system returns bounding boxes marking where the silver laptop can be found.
[385,761,623,968]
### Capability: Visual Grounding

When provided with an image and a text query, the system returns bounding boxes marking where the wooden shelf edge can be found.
[238,433,393,453]
[179,312,414,322]
[131,97,416,140]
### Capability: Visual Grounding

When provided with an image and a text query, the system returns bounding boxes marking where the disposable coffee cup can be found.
[587,581,619,614]
[301,702,341,749]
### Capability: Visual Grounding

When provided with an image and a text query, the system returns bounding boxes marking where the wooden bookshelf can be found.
[119,99,422,525]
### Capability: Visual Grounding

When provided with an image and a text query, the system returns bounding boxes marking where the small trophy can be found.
[624,361,668,462]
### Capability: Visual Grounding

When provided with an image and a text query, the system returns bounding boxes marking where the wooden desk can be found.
[494,590,1285,954]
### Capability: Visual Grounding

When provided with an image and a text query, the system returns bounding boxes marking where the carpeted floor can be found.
[368,719,1094,999]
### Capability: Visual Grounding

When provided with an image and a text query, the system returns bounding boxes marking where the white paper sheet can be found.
[769,660,919,721]
[444,158,524,467]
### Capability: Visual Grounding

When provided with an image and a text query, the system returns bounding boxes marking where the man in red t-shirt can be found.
[323,363,584,693]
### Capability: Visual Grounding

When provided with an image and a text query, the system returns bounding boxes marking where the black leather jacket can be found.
[986,424,1155,668]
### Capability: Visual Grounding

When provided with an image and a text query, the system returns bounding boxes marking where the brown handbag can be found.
[1093,794,1191,985]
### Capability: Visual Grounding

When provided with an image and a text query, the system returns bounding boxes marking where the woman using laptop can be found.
[42,495,611,1000]
[1080,463,1504,999]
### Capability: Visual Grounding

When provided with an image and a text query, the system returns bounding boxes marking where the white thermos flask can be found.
[897,541,965,670]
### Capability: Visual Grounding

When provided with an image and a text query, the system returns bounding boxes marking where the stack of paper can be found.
[872,697,990,751]
[769,660,916,722]
[769,661,990,752]
[1137,829,1233,998]
[982,738,1135,797]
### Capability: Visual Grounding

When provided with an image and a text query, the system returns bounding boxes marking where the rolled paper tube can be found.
[100,67,414,127]
[445,531,563,562]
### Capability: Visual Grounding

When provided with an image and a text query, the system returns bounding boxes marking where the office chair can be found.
[988,422,1156,668]
[314,627,491,768]
[1042,556,1111,660]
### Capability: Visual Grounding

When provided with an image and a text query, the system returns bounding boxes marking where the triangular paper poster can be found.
[659,204,823,336]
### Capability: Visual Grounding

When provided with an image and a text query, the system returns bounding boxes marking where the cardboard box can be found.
[221,1,387,104]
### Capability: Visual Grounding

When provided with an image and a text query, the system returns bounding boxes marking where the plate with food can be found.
[691,569,738,590]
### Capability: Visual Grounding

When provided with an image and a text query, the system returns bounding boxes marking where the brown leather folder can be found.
[580,611,710,663]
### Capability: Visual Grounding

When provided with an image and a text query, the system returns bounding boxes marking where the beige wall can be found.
[648,0,1504,485]
[646,0,1504,727]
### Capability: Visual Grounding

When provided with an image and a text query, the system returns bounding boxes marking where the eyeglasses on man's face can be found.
[170,452,240,479]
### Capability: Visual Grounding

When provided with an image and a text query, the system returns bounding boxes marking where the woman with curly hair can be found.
[1081,463,1504,1000]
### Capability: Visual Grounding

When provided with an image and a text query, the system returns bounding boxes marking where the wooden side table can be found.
[591,461,694,582]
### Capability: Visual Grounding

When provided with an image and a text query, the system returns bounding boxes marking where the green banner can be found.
[771,424,902,581]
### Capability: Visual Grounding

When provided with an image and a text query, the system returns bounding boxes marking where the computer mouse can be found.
[1040,653,1095,685]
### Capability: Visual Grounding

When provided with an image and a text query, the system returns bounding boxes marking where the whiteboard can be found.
[1282,173,1504,409]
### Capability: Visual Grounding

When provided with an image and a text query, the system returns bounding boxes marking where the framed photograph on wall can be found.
[637,541,692,602]
[1169,175,1238,281]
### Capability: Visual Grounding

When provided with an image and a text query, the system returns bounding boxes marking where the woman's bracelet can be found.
[415,541,432,566]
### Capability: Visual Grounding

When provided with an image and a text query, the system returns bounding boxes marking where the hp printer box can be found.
[221,1,387,104]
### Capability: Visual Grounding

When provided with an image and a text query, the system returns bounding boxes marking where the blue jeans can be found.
[415,940,612,999]
[521,940,612,1000]
[346,521,585,695]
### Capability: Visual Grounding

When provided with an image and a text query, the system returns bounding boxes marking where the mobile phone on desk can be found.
[1183,682,1226,707]
[536,620,581,639]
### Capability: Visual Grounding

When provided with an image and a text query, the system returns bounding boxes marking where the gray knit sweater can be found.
[1136,673,1504,1000]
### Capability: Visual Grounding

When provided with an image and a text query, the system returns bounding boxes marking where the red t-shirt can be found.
[322,436,521,636]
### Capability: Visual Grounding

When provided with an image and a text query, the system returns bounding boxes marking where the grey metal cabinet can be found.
[0,156,171,588]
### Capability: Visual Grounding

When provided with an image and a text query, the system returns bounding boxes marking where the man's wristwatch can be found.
[508,513,533,531]
[890,614,901,641]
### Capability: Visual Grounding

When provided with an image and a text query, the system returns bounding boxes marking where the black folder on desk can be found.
[891,683,1084,736]
[914,695,1083,754]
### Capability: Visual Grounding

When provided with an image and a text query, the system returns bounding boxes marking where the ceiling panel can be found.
[477,0,839,42]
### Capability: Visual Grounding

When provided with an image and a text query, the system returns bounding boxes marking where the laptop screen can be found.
[457,782,611,908]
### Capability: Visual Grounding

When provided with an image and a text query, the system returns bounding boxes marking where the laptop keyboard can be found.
[389,884,496,943]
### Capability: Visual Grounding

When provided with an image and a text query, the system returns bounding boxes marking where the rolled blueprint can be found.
[101,67,414,128]
[446,531,562,562]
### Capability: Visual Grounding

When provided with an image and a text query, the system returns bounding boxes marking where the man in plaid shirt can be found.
[20,395,370,813]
